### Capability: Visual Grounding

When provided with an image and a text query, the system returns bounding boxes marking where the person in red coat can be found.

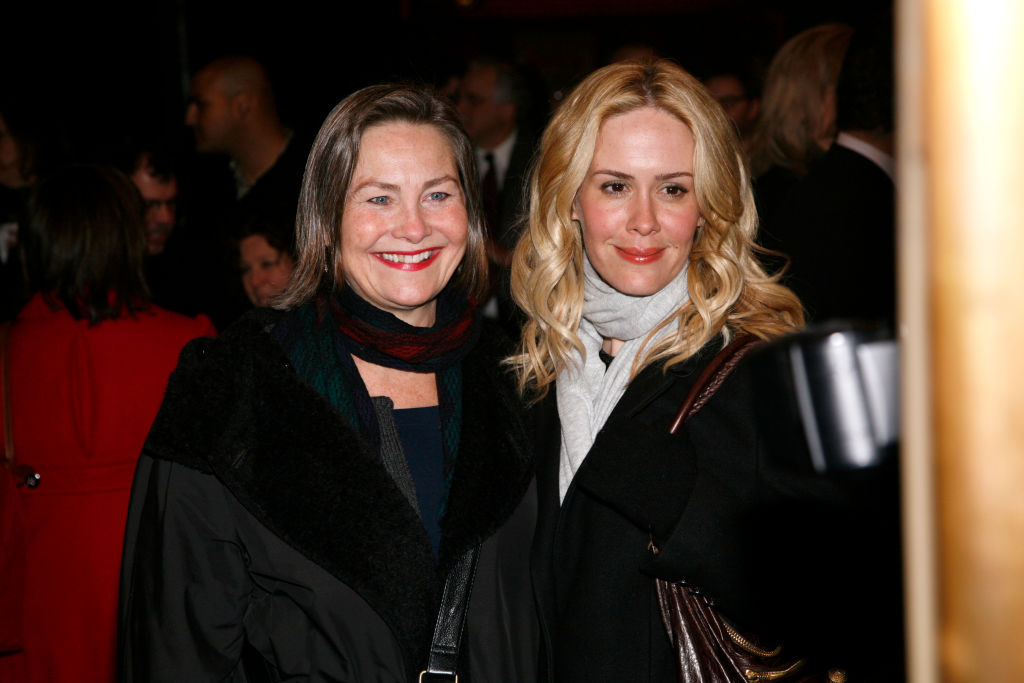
[0,165,215,682]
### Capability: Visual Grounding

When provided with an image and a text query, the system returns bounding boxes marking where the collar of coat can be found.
[535,335,730,543]
[142,307,535,674]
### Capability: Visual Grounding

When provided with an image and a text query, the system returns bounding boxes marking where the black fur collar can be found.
[143,311,534,674]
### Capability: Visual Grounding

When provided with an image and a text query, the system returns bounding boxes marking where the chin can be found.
[387,296,437,315]
[605,276,669,298]
[386,283,444,307]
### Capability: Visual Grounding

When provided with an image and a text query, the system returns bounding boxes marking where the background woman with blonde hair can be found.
[747,23,854,236]
[512,59,829,680]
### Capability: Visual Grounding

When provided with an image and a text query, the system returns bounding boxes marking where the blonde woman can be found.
[511,59,824,680]
[747,23,854,238]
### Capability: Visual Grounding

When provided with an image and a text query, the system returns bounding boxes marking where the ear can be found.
[570,199,580,222]
[233,92,253,119]
[748,97,761,122]
[816,89,838,149]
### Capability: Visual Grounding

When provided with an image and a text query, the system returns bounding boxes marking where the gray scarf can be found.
[555,255,690,502]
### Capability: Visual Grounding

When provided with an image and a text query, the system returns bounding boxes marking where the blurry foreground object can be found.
[749,321,899,474]
[746,320,905,681]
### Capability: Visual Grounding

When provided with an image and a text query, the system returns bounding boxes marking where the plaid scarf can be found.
[272,285,479,481]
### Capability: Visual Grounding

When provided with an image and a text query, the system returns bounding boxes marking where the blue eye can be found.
[427,191,450,201]
[369,196,389,205]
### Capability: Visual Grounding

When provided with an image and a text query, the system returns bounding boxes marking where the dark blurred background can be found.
[4,0,891,160]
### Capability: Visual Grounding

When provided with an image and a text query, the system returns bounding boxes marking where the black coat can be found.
[530,339,902,682]
[119,310,539,682]
[766,144,896,326]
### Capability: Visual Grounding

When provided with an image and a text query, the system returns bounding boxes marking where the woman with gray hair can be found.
[120,84,538,682]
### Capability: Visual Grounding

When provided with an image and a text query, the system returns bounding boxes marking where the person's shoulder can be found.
[220,305,286,338]
[143,308,289,467]
[163,307,282,381]
[463,318,527,407]
[804,143,886,185]
[784,145,892,223]
[658,333,761,420]
[139,304,219,339]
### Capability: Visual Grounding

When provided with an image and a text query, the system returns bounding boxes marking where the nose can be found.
[394,203,431,243]
[250,268,269,289]
[629,193,659,236]
[245,269,268,304]
[154,203,175,225]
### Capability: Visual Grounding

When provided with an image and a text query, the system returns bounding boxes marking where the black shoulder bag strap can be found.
[420,544,481,682]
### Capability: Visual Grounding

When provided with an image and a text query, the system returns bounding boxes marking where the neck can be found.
[352,356,439,408]
[602,338,625,356]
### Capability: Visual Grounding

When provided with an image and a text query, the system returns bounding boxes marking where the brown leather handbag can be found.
[655,334,843,683]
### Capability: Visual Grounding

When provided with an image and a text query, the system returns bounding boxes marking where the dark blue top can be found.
[392,405,445,555]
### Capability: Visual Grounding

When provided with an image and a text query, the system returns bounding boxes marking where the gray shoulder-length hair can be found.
[275,83,488,309]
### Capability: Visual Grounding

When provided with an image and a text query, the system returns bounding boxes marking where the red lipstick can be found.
[372,247,443,271]
[614,246,665,265]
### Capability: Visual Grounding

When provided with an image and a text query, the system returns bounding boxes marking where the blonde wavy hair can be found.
[748,23,854,178]
[509,59,804,400]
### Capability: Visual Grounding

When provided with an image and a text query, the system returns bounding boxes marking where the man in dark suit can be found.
[456,57,540,336]
[772,24,895,327]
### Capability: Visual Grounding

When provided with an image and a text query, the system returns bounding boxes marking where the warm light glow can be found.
[922,0,1024,680]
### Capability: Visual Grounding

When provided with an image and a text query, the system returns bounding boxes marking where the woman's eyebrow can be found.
[591,169,692,180]
[350,179,400,194]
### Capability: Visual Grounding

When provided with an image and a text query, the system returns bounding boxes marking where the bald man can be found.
[182,56,308,329]
[186,56,297,198]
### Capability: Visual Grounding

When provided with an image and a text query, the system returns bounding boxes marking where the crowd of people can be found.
[1,13,900,683]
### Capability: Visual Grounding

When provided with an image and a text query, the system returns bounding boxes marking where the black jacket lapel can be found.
[438,324,535,571]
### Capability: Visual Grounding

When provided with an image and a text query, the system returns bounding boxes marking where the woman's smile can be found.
[614,245,666,264]
[373,246,444,269]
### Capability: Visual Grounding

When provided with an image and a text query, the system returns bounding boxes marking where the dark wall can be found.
[3,0,890,167]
